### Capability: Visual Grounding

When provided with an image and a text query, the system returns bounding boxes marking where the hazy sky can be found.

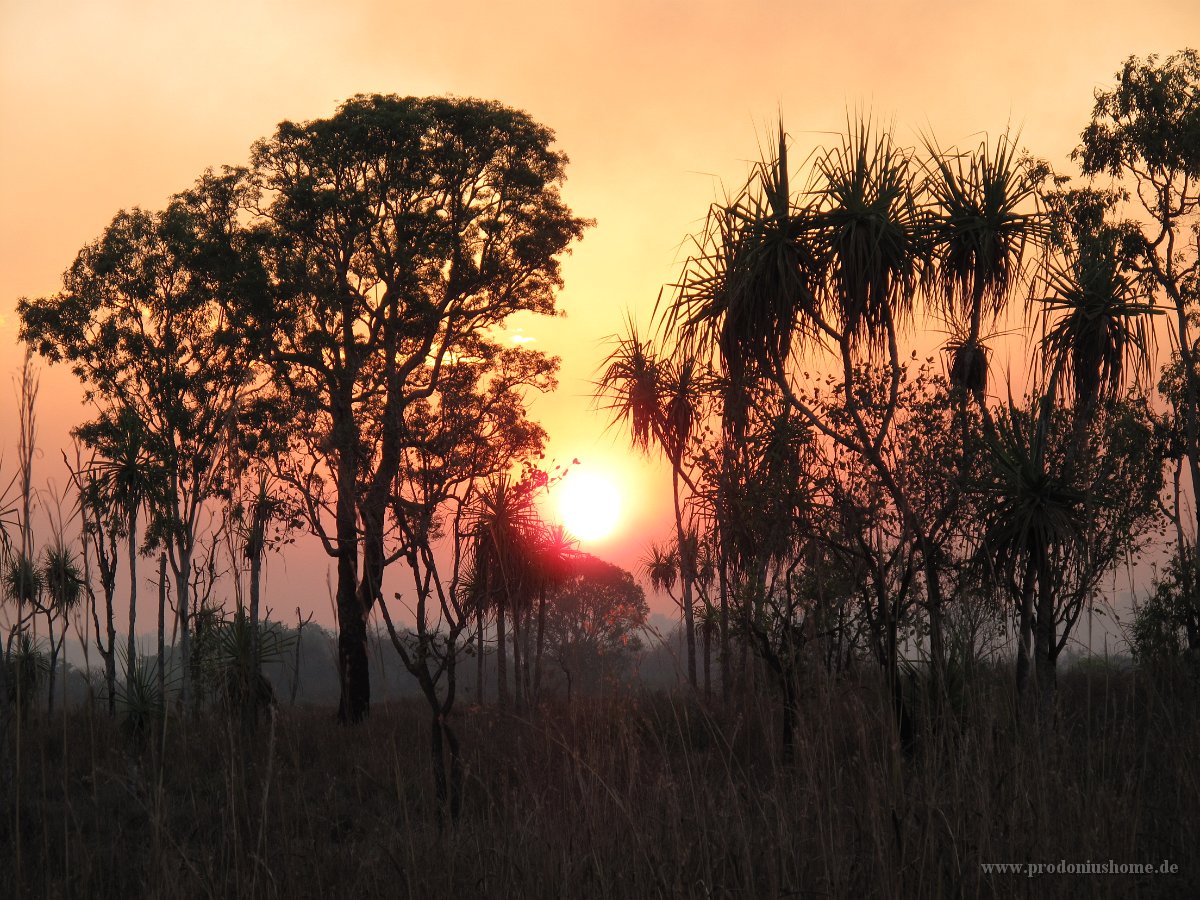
[1,0,1196,626]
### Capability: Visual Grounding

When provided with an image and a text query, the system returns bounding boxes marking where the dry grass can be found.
[3,664,1198,899]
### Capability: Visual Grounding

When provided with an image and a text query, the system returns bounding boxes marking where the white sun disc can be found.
[557,470,621,542]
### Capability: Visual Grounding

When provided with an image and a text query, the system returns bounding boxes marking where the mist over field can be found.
[3,1,1200,896]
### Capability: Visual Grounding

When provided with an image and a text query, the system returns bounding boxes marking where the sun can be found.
[557,469,621,543]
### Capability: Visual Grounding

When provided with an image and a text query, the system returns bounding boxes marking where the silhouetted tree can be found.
[19,174,262,705]
[242,95,588,722]
[1075,49,1200,652]
[544,554,648,703]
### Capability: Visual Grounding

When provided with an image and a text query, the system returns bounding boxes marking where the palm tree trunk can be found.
[496,600,509,709]
[1016,556,1036,703]
[249,540,262,691]
[533,583,547,704]
[476,607,485,705]
[46,614,57,716]
[512,596,524,711]
[671,467,697,689]
[1034,558,1057,712]
[127,507,138,672]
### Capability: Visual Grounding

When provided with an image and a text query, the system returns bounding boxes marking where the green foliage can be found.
[1076,49,1200,180]
[545,554,649,693]
[1132,552,1197,664]
[190,602,291,713]
[4,628,49,711]
[116,651,162,737]
[3,553,43,606]
[40,544,83,615]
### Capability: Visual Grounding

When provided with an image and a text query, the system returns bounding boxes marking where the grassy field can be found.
[4,663,1198,899]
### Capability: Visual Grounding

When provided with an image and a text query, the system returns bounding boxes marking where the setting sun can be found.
[557,469,621,542]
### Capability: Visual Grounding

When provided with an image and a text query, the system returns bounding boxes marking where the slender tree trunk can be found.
[702,620,711,699]
[1016,556,1036,703]
[249,535,263,692]
[496,601,509,709]
[476,607,485,705]
[718,538,731,701]
[46,615,57,716]
[1168,292,1200,656]
[1034,559,1057,712]
[176,542,193,709]
[127,507,138,672]
[104,586,117,716]
[291,607,310,706]
[512,597,524,711]
[671,467,697,689]
[533,583,547,705]
[157,552,166,704]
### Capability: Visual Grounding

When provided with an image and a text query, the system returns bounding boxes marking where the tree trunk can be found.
[46,615,57,716]
[246,535,262,734]
[1016,556,1036,703]
[127,507,138,672]
[511,597,524,711]
[157,552,166,704]
[672,467,697,689]
[496,601,509,709]
[718,536,731,701]
[476,607,485,705]
[334,437,366,722]
[1034,559,1057,712]
[533,583,547,705]
[176,542,194,709]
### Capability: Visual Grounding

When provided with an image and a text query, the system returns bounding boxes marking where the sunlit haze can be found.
[556,469,622,544]
[2,0,1196,630]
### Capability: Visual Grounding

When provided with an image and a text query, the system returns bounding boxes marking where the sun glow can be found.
[556,469,621,543]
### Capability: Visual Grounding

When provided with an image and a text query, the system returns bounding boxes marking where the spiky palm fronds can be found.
[642,542,679,596]
[660,355,702,464]
[471,474,542,615]
[4,629,49,710]
[1041,240,1158,410]
[810,118,924,348]
[945,334,992,396]
[4,553,43,606]
[76,405,165,538]
[597,324,708,464]
[116,648,162,736]
[976,399,1083,579]
[596,323,663,454]
[41,545,83,616]
[535,523,580,587]
[925,132,1045,321]
[668,125,820,382]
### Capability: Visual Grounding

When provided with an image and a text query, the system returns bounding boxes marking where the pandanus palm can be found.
[471,474,540,708]
[78,407,163,672]
[3,554,43,716]
[1041,220,1158,415]
[41,545,82,714]
[4,553,42,611]
[667,119,967,683]
[598,328,705,688]
[811,119,924,350]
[925,132,1045,398]
[977,400,1083,703]
[530,523,579,702]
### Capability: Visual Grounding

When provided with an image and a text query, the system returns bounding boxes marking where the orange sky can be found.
[2,0,1197,628]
